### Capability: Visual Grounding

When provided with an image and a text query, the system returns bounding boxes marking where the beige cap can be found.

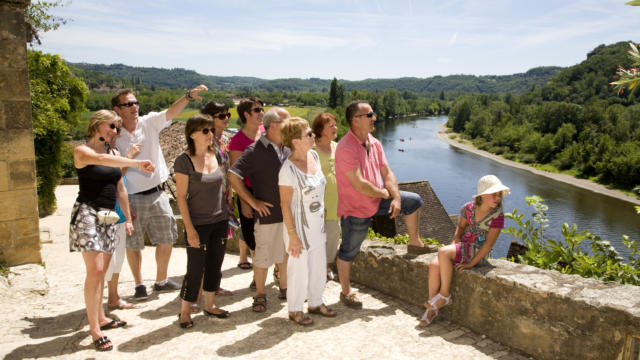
[473,175,510,198]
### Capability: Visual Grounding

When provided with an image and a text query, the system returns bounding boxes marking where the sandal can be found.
[425,293,452,311]
[93,336,113,352]
[178,313,194,329]
[99,319,127,330]
[308,304,337,317]
[249,280,257,290]
[215,287,233,296]
[288,311,313,326]
[237,261,252,270]
[418,307,438,327]
[252,294,267,313]
[204,308,231,318]
[107,299,135,310]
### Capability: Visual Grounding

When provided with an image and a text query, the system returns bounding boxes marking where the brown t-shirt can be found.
[174,153,228,225]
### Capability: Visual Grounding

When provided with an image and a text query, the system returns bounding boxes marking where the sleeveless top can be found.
[76,163,122,210]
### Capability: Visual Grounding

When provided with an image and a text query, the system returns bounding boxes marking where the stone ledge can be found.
[350,240,640,360]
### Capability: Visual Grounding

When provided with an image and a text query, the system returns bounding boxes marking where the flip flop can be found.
[215,288,233,296]
[107,299,135,310]
[237,262,252,270]
[99,319,127,330]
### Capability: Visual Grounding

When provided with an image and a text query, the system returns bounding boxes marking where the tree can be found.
[29,51,87,215]
[25,1,67,45]
[329,77,339,108]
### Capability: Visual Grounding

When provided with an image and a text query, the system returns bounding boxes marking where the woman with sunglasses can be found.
[279,117,337,326]
[70,110,154,351]
[175,114,232,329]
[228,97,264,280]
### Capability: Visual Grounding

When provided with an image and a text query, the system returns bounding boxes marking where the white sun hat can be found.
[473,175,510,198]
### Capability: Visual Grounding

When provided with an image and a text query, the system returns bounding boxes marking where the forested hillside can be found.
[69,62,561,95]
[447,41,640,190]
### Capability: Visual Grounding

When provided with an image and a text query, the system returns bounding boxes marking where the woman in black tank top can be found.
[69,110,154,352]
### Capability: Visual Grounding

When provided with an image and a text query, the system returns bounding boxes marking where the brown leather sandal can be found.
[252,294,267,313]
[308,303,337,317]
[289,311,313,326]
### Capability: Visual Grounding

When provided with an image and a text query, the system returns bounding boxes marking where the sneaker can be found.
[133,285,148,300]
[153,279,181,292]
[340,292,363,309]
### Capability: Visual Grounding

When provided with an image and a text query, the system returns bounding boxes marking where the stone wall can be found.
[350,241,640,360]
[0,0,42,266]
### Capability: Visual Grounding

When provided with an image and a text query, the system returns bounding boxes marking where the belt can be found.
[134,184,163,196]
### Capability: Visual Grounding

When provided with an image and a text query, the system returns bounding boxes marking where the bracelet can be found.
[185,90,193,101]
[287,228,296,233]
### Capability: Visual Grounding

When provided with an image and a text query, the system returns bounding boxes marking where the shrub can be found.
[366,228,440,246]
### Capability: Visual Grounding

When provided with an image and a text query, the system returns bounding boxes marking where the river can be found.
[373,115,640,259]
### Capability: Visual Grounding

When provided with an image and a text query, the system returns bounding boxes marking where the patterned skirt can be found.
[69,202,116,253]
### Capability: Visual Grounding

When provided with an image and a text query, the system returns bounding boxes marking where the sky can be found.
[36,0,640,81]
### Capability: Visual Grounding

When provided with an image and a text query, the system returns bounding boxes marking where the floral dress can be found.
[455,201,504,264]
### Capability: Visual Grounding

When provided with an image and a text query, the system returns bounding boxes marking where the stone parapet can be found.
[350,240,640,360]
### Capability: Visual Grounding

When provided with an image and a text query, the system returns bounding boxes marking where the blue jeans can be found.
[338,191,423,262]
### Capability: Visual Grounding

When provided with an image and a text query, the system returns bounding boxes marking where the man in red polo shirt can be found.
[335,100,425,309]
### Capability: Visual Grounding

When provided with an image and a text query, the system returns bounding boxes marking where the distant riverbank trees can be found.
[447,42,640,191]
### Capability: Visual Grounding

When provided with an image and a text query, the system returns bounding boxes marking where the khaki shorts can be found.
[253,221,286,268]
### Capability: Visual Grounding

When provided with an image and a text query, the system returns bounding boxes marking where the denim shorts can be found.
[338,191,423,262]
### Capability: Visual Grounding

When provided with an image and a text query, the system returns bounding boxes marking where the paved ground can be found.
[0,185,533,359]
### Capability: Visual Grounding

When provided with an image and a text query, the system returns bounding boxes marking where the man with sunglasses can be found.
[113,85,208,300]
[335,100,425,309]
[229,107,291,313]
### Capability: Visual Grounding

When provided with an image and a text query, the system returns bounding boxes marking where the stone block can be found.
[0,101,5,129]
[0,189,37,221]
[15,234,40,247]
[0,160,8,191]
[0,68,30,100]
[4,100,31,129]
[9,158,36,190]
[0,220,12,248]
[13,217,38,239]
[0,243,42,266]
[0,130,35,160]
[0,39,26,69]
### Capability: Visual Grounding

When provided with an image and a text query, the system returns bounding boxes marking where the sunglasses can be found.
[214,112,231,120]
[200,128,214,135]
[355,111,375,118]
[109,123,121,134]
[118,101,139,107]
[251,107,264,114]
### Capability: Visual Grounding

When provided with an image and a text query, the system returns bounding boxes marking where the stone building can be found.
[0,0,42,265]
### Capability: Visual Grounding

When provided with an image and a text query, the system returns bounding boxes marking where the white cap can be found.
[473,175,510,198]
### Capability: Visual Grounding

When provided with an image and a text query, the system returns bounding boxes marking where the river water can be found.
[373,115,639,259]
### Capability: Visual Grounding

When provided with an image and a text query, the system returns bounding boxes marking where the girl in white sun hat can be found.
[419,174,510,327]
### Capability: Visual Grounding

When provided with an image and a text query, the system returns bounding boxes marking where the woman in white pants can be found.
[279,117,337,326]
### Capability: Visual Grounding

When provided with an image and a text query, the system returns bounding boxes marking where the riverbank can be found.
[436,124,640,206]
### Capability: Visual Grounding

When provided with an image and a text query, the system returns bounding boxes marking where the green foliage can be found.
[29,51,87,215]
[25,1,67,45]
[60,142,75,178]
[504,196,640,285]
[366,228,440,246]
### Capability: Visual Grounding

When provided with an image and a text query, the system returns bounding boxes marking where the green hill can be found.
[69,62,562,95]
